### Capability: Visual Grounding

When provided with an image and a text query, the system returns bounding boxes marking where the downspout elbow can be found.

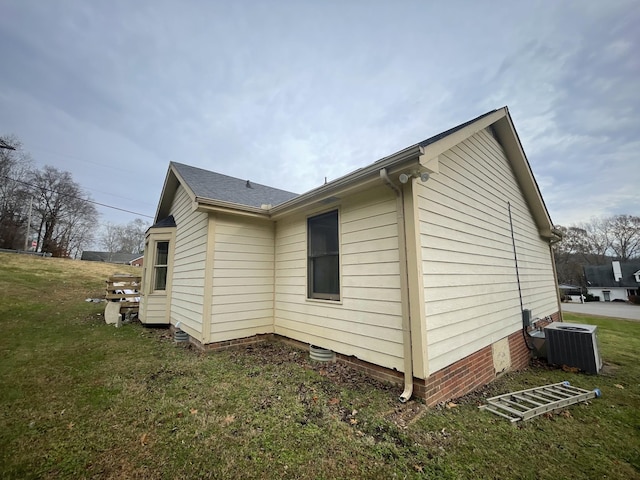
[380,168,401,195]
[399,387,412,404]
[550,227,564,244]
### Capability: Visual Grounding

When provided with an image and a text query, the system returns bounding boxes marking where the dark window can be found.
[308,210,340,300]
[154,241,169,291]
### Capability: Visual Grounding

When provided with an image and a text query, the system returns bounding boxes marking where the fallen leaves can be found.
[543,410,573,420]
[562,365,580,373]
[341,408,359,426]
[222,414,235,426]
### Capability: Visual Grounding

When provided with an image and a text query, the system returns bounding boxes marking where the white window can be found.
[153,241,169,291]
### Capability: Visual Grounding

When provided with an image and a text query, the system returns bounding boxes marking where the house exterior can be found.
[140,107,562,405]
[129,255,144,267]
[585,261,640,302]
[559,284,584,303]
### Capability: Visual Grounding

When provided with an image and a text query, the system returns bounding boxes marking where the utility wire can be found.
[1,174,154,219]
[13,144,156,208]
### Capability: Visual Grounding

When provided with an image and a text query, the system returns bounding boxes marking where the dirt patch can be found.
[229,341,395,393]
[454,379,508,407]
[383,400,427,429]
[599,362,619,377]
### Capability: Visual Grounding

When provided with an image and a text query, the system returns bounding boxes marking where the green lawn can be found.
[1,253,638,479]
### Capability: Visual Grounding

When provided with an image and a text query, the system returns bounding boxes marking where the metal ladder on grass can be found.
[479,381,601,422]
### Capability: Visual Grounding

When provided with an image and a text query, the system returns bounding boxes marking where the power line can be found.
[1,174,154,219]
[19,145,156,208]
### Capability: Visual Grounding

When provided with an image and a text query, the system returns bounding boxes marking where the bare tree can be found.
[99,222,124,258]
[553,226,600,286]
[120,218,148,254]
[30,166,99,257]
[580,217,610,260]
[65,215,96,259]
[99,218,149,255]
[604,214,640,261]
[554,213,640,285]
[0,135,33,249]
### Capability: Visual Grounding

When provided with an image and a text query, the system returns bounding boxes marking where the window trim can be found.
[307,209,341,301]
[143,227,175,297]
[153,240,169,292]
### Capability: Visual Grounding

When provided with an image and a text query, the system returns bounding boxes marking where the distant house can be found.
[585,261,640,302]
[559,284,584,302]
[81,251,141,265]
[129,255,144,267]
[139,107,562,405]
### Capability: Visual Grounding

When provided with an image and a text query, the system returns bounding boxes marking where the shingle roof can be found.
[172,162,298,208]
[149,215,176,229]
[584,261,640,288]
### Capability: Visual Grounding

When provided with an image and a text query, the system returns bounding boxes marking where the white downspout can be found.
[380,168,413,403]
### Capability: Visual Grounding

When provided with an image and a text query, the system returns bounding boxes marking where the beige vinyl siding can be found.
[143,295,168,323]
[274,186,405,371]
[418,127,557,374]
[169,185,208,336]
[210,215,275,342]
[140,229,175,325]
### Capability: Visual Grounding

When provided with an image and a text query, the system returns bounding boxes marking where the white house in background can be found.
[584,261,640,302]
[139,107,562,405]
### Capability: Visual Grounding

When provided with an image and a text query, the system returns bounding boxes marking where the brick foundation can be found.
[170,325,275,351]
[172,312,560,406]
[418,344,496,406]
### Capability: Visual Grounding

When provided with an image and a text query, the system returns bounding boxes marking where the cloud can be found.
[0,0,637,232]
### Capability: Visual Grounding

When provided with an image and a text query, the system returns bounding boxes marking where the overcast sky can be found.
[1,0,638,232]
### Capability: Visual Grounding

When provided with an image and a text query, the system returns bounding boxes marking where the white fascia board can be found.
[269,146,426,218]
[195,197,271,219]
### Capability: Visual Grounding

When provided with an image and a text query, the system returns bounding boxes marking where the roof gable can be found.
[152,106,555,239]
[269,107,555,238]
[155,163,298,220]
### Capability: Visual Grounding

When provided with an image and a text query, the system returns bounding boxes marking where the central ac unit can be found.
[544,323,602,374]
